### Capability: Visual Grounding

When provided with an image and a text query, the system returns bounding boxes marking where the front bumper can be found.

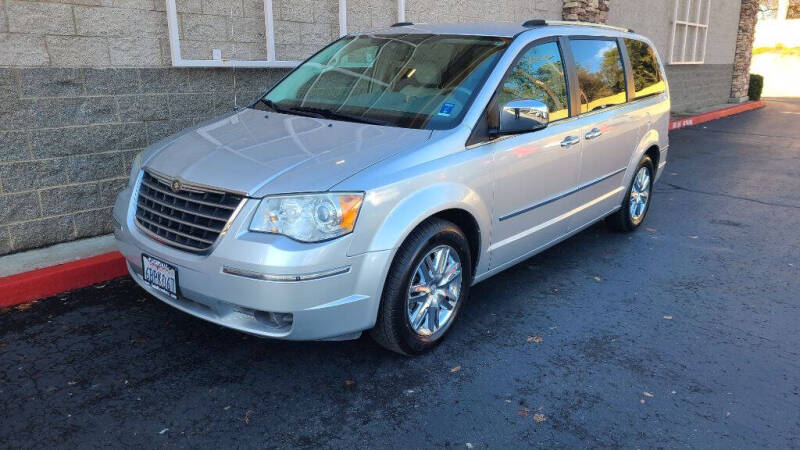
[112,184,393,341]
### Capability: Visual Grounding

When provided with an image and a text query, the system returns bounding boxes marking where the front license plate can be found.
[142,254,178,299]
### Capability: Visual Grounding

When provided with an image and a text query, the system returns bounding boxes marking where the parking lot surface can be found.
[2,99,799,448]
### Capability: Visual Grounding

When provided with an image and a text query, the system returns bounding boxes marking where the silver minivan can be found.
[113,20,669,354]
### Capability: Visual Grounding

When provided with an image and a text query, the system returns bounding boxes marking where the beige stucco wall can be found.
[181,0,563,62]
[0,0,562,68]
[608,0,741,65]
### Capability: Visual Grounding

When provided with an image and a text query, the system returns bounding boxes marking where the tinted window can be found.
[624,39,665,98]
[569,39,626,113]
[261,34,509,130]
[497,42,569,121]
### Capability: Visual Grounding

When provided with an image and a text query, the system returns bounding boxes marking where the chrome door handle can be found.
[560,135,580,148]
[585,128,603,140]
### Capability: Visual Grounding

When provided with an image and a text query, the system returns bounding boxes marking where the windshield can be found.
[257,34,510,129]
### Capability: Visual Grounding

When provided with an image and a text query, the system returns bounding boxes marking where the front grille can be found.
[135,171,244,252]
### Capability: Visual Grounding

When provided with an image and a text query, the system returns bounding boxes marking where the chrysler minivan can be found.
[113,20,669,354]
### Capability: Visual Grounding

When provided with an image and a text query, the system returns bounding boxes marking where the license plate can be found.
[142,254,178,299]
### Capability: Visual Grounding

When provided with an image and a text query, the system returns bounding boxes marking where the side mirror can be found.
[497,99,549,135]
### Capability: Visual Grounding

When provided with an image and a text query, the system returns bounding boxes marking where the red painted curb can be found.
[0,251,127,307]
[669,100,765,130]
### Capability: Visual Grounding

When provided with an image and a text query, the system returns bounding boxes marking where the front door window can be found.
[497,41,570,121]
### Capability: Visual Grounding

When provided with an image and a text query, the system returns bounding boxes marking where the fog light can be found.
[254,310,293,329]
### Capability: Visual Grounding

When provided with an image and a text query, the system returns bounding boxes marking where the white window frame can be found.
[165,0,406,68]
[669,0,711,65]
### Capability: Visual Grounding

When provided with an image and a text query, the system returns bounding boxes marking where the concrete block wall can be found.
[664,64,736,112]
[0,67,288,255]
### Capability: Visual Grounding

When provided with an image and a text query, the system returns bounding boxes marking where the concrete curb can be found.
[0,100,768,307]
[0,252,127,307]
[669,100,765,130]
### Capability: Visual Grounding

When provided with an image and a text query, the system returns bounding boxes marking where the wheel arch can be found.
[352,182,491,277]
[625,128,662,184]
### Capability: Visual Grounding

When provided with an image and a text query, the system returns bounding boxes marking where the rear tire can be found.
[606,155,654,232]
[370,218,472,355]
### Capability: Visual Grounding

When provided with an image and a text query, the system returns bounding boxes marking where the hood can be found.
[142,108,433,197]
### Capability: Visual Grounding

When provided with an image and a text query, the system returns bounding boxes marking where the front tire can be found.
[606,155,654,232]
[370,218,472,355]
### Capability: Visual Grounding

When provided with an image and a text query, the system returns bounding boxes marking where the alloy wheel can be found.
[406,245,462,336]
[629,166,651,225]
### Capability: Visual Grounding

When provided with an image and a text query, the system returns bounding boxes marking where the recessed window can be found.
[569,39,627,114]
[669,0,711,64]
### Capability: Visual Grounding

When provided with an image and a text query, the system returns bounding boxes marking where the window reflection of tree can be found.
[625,39,665,98]
[575,45,625,113]
[499,45,569,120]
[788,0,800,19]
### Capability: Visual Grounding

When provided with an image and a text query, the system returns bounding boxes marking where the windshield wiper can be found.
[252,99,326,119]
[253,100,388,126]
[293,107,389,126]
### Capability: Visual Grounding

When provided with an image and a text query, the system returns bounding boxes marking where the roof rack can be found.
[522,19,546,27]
[391,22,414,27]
[523,19,633,33]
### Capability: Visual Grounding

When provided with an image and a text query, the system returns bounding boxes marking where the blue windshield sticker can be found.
[438,103,455,116]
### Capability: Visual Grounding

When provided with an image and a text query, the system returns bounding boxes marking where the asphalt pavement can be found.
[1,98,799,448]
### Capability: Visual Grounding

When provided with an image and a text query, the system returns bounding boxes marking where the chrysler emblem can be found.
[171,180,182,192]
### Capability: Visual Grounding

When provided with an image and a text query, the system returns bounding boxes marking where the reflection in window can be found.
[758,0,779,19]
[625,39,665,98]
[264,34,509,130]
[569,39,626,113]
[789,0,800,18]
[497,42,569,121]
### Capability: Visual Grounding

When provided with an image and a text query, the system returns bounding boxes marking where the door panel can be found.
[489,124,582,269]
[484,40,581,269]
[566,38,642,229]
[569,106,642,228]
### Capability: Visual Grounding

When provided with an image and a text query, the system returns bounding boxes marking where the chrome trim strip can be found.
[134,170,248,254]
[136,204,223,233]
[140,179,239,210]
[135,215,216,244]
[137,191,229,222]
[144,167,248,196]
[222,265,352,282]
[499,167,626,222]
[134,197,248,255]
[136,224,217,253]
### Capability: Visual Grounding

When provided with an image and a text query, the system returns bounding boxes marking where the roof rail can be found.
[540,20,633,33]
[391,22,414,27]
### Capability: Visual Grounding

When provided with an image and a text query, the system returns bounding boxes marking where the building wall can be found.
[0,67,289,254]
[608,0,742,112]
[0,0,739,255]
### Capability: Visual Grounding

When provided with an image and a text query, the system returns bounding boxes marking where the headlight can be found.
[249,193,364,242]
[128,151,143,187]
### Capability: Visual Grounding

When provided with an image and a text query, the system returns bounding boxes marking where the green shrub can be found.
[748,73,764,101]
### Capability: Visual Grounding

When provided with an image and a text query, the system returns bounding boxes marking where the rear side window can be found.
[624,39,665,98]
[496,41,570,121]
[568,39,627,113]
